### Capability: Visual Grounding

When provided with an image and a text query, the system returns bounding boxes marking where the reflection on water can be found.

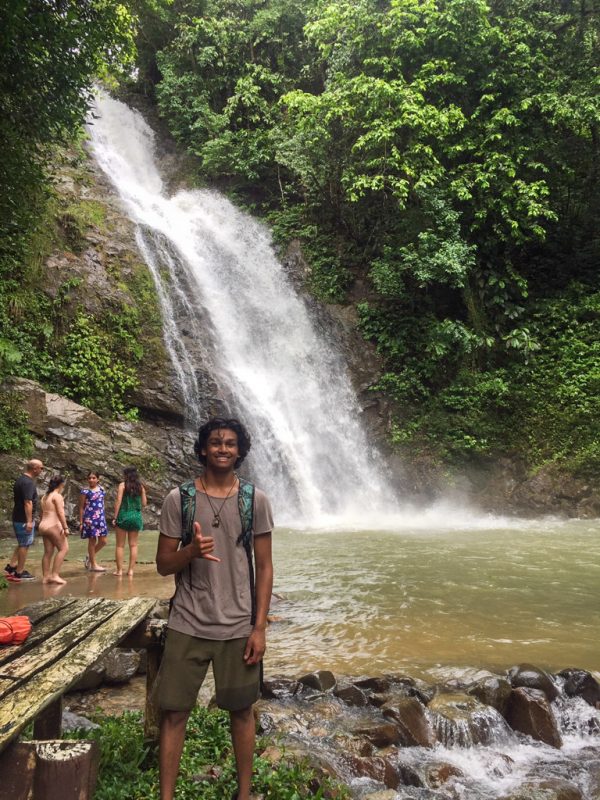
[1,518,598,679]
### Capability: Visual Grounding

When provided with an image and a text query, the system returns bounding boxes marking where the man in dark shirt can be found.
[5,459,44,582]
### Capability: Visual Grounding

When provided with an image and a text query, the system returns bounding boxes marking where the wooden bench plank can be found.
[0,597,156,752]
[15,597,77,625]
[0,598,103,668]
[0,599,120,692]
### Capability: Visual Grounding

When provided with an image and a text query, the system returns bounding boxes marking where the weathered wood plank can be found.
[0,598,103,669]
[0,597,155,752]
[0,599,120,693]
[16,597,76,625]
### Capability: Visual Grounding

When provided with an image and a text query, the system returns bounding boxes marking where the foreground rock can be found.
[255,664,599,799]
[63,650,600,800]
[505,687,563,748]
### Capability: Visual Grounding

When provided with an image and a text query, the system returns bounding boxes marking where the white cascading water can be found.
[86,92,399,526]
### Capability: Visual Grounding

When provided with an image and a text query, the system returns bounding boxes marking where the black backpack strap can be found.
[175,480,197,595]
[179,479,197,547]
[237,479,256,625]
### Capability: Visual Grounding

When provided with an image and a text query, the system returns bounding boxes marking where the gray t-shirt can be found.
[160,483,274,640]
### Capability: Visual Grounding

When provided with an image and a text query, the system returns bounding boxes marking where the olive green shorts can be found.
[156,629,260,712]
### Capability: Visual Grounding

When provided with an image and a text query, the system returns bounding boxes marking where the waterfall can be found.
[86,92,398,526]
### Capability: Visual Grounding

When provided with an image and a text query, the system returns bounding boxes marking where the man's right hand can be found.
[190,521,220,562]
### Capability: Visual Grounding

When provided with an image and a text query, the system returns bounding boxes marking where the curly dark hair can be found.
[193,417,251,468]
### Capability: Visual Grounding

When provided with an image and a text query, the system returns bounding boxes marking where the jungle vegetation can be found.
[1,0,599,478]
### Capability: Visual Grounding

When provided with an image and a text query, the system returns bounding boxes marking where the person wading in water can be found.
[155,417,274,800]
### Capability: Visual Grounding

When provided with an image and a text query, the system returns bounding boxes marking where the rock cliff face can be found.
[0,377,196,529]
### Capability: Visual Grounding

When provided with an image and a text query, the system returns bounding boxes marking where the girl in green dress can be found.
[112,466,147,576]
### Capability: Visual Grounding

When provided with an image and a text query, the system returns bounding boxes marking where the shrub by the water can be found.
[67,706,348,799]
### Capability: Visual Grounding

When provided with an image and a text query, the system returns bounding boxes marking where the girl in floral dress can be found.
[79,471,108,572]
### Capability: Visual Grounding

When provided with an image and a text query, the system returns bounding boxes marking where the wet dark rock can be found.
[508,663,559,701]
[370,693,389,708]
[261,676,299,699]
[369,681,433,709]
[500,777,583,800]
[344,755,401,789]
[101,648,141,685]
[395,761,424,787]
[428,691,510,746]
[426,762,465,788]
[256,713,277,735]
[354,676,393,693]
[382,696,435,748]
[331,733,374,757]
[298,670,336,692]
[352,722,403,748]
[588,760,600,800]
[334,683,368,707]
[468,675,513,715]
[505,687,562,748]
[375,682,434,707]
[507,463,600,518]
[270,739,343,787]
[558,669,600,708]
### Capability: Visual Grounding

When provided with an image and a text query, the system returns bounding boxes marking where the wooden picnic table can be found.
[0,595,160,800]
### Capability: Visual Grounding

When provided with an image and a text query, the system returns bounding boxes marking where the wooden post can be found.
[33,740,99,800]
[0,742,36,800]
[144,644,163,743]
[33,697,63,740]
[0,740,99,800]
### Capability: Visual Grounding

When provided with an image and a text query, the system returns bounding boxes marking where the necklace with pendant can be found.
[200,476,238,528]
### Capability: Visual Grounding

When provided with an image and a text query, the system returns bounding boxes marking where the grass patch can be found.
[67,707,348,800]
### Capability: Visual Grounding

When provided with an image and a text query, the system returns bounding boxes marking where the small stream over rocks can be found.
[255,666,600,799]
[64,654,600,799]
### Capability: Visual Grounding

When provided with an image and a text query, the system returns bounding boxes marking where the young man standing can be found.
[156,417,274,800]
[5,458,44,582]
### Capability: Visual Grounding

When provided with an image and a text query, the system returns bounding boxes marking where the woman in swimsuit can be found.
[112,465,147,576]
[38,474,70,585]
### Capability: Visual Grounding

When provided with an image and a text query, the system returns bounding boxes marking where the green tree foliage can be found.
[3,0,588,474]
[56,312,140,418]
[150,0,316,193]
[128,0,600,473]
[0,0,135,376]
